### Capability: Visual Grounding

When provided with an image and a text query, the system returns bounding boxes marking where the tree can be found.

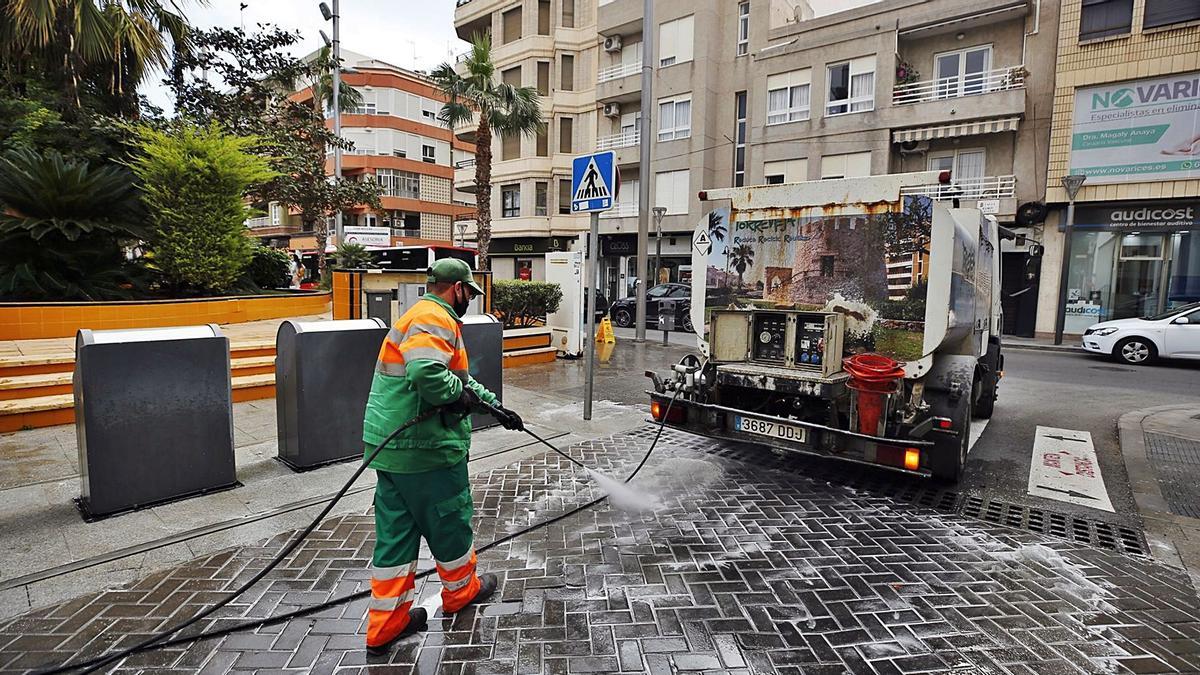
[729,243,755,288]
[430,33,543,271]
[169,25,381,277]
[297,46,364,115]
[707,210,726,243]
[0,148,149,299]
[126,122,277,294]
[1,0,197,113]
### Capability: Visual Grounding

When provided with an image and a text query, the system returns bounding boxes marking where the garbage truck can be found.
[646,171,1003,481]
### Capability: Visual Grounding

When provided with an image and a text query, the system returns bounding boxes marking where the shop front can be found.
[600,233,694,300]
[489,236,574,281]
[1060,200,1200,335]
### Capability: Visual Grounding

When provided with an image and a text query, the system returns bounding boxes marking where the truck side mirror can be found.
[1028,243,1044,258]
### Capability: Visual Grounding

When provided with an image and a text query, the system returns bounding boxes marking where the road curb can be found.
[1117,405,1200,588]
[1003,342,1084,354]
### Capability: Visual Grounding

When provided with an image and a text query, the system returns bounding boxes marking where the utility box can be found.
[276,318,389,470]
[460,314,503,430]
[366,291,393,326]
[657,298,678,331]
[74,325,237,519]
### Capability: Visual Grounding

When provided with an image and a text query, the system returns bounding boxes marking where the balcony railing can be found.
[596,130,640,151]
[892,66,1025,106]
[245,216,272,229]
[900,174,1016,200]
[598,61,641,84]
[599,201,639,219]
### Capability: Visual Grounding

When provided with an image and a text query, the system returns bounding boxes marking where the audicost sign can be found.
[1069,201,1200,232]
[1070,71,1200,185]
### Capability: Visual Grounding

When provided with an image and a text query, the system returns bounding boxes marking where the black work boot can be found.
[448,573,498,614]
[366,607,428,656]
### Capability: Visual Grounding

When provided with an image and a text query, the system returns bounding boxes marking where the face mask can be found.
[452,284,472,317]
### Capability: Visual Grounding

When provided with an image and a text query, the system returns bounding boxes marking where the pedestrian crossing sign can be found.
[571,151,617,213]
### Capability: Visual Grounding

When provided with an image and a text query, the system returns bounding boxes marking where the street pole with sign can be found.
[634,0,654,343]
[652,206,667,345]
[1054,174,1087,345]
[571,151,617,420]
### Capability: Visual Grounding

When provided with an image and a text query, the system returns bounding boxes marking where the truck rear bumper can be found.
[649,393,938,477]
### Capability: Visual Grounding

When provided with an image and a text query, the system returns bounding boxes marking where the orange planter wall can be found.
[0,293,331,340]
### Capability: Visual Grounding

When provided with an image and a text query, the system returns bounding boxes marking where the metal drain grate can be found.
[703,442,1148,557]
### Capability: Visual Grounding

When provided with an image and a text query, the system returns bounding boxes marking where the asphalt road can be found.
[961,346,1200,526]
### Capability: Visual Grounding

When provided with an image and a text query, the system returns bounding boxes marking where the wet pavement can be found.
[4,426,1199,675]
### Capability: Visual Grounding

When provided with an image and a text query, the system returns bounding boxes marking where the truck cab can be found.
[647,172,1003,481]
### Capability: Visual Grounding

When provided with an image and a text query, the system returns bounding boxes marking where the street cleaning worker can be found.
[361,258,524,654]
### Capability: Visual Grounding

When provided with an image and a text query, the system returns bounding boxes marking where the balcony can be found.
[900,174,1015,200]
[454,158,477,194]
[596,130,639,151]
[598,61,641,84]
[893,66,1025,106]
[245,216,272,229]
[599,201,638,219]
[453,111,479,143]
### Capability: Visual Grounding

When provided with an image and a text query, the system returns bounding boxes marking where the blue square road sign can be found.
[571,151,618,213]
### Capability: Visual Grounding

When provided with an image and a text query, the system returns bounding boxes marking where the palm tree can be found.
[3,0,199,107]
[707,210,726,243]
[430,33,542,271]
[304,46,364,115]
[729,243,755,288]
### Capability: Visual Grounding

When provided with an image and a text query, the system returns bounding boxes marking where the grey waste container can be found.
[460,314,503,430]
[74,325,237,519]
[276,318,389,471]
[366,291,393,326]
[657,298,678,331]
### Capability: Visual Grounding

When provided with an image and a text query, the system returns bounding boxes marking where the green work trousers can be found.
[373,459,476,567]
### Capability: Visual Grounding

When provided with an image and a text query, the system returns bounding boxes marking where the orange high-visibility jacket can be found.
[362,293,497,473]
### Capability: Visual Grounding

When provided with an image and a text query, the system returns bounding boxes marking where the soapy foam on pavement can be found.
[584,467,660,512]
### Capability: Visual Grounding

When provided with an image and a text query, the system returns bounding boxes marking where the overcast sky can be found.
[142,0,467,111]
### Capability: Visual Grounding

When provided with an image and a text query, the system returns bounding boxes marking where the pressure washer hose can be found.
[40,392,681,675]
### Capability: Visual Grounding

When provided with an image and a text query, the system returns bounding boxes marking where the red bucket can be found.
[843,353,905,435]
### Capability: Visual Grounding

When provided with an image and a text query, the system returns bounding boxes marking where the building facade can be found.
[248,50,475,249]
[1037,0,1200,339]
[594,0,1061,315]
[453,0,598,281]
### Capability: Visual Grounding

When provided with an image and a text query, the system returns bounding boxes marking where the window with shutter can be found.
[503,6,522,43]
[1143,0,1200,29]
[1079,0,1133,40]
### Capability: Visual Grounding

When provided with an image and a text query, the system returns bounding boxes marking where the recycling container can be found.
[74,325,237,519]
[276,318,389,470]
[460,314,503,430]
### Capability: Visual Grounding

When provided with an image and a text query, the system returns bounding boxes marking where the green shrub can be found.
[335,242,375,269]
[246,245,292,289]
[492,280,562,328]
[0,149,151,300]
[126,123,277,294]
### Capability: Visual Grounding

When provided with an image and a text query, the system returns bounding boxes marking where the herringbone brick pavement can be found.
[2,428,1198,674]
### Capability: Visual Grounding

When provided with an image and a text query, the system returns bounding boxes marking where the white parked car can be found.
[1081,301,1200,365]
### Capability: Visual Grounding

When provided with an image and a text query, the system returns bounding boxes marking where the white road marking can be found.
[968,417,990,451]
[1027,426,1114,512]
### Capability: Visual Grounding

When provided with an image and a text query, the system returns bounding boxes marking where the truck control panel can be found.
[711,309,845,378]
[751,312,788,362]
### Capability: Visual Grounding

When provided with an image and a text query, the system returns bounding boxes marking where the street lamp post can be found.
[319,1,343,247]
[1054,174,1087,345]
[634,0,654,342]
[651,206,666,288]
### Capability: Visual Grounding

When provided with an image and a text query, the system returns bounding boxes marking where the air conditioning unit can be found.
[898,140,928,154]
[603,102,621,118]
[603,35,623,52]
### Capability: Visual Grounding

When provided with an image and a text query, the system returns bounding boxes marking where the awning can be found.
[892,116,1020,144]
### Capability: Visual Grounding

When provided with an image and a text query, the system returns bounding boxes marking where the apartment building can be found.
[1037,0,1200,339]
[453,0,598,280]
[248,49,474,249]
[594,0,1060,325]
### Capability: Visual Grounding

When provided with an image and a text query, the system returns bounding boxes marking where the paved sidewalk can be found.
[2,428,1198,674]
[1002,336,1083,353]
[1119,406,1200,588]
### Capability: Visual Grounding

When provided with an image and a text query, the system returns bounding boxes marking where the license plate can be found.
[734,416,808,443]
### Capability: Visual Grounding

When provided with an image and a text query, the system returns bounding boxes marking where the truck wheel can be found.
[972,345,1000,419]
[929,394,971,483]
[613,308,633,327]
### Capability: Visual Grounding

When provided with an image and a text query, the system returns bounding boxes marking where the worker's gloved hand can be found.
[491,404,524,431]
[448,387,482,416]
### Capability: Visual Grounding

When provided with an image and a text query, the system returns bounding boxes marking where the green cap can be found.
[427,258,484,295]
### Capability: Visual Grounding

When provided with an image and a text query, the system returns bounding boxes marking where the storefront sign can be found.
[1068,200,1200,232]
[1070,71,1200,184]
[342,226,391,247]
[489,237,571,255]
[601,234,637,257]
[977,199,1000,215]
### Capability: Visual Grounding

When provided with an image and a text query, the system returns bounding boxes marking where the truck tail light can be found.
[935,417,953,430]
[650,399,686,424]
[876,446,921,472]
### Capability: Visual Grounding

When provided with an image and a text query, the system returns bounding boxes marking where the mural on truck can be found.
[701,195,934,362]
